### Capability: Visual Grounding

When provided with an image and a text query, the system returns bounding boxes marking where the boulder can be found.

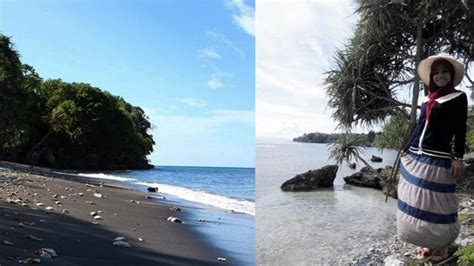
[147,187,158,192]
[343,165,398,199]
[370,155,383,162]
[348,163,356,169]
[280,165,338,192]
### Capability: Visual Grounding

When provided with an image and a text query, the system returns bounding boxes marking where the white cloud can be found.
[208,73,224,89]
[225,0,255,36]
[143,107,254,138]
[256,0,358,139]
[177,98,208,108]
[197,47,222,59]
[206,30,244,56]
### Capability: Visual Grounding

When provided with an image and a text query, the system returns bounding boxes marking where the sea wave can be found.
[136,182,255,216]
[78,173,136,182]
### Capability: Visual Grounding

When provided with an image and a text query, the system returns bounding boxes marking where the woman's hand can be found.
[451,159,463,179]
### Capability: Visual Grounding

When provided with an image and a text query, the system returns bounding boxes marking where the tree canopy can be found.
[0,34,155,170]
[325,0,473,133]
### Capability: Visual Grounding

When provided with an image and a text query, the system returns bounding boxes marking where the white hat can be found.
[417,53,464,86]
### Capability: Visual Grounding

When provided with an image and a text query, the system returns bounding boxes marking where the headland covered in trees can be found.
[293,131,377,147]
[0,35,155,170]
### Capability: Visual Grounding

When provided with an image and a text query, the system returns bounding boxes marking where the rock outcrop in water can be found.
[280,165,338,192]
[343,166,397,198]
[370,155,383,162]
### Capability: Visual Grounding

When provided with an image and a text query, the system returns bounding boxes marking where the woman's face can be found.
[432,63,452,88]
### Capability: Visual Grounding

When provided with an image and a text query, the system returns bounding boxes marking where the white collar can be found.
[422,91,464,103]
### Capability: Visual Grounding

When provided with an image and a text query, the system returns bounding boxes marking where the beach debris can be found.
[113,240,132,248]
[138,237,144,242]
[5,198,16,204]
[45,206,54,211]
[62,209,70,214]
[112,237,132,248]
[90,211,97,216]
[114,236,126,242]
[167,216,182,223]
[169,206,181,212]
[93,193,103,198]
[19,221,35,227]
[147,187,158,192]
[52,194,58,199]
[217,257,227,261]
[18,258,41,264]
[78,192,84,196]
[3,240,13,246]
[86,183,95,188]
[25,234,43,241]
[85,200,96,205]
[36,248,58,259]
[60,195,67,199]
[93,215,103,220]
[35,203,44,207]
[54,201,61,205]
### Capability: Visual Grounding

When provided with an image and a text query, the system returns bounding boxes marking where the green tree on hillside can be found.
[1,34,155,170]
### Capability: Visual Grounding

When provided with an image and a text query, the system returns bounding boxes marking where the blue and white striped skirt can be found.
[397,151,460,249]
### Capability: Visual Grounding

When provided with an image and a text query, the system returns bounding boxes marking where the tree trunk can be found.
[24,128,52,165]
[410,18,424,128]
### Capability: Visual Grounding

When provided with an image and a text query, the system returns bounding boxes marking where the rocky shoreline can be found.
[351,193,474,265]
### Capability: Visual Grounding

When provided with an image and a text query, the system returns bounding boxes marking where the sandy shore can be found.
[0,161,233,265]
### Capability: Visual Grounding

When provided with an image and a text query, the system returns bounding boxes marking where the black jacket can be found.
[404,91,468,159]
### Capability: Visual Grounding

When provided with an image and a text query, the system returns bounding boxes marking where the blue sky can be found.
[1,0,255,167]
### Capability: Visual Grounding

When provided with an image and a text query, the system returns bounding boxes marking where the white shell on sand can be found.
[93,193,103,198]
[167,216,182,223]
[113,241,131,248]
[93,215,103,220]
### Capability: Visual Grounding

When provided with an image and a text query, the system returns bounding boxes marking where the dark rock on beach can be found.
[348,163,356,169]
[370,155,383,162]
[280,165,338,192]
[147,187,158,192]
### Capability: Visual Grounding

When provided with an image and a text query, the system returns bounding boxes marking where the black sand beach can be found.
[0,161,233,265]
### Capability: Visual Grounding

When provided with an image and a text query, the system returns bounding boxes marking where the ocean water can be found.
[79,166,255,265]
[256,139,399,265]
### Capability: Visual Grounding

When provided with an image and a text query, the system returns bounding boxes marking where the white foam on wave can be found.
[78,173,136,182]
[136,182,255,216]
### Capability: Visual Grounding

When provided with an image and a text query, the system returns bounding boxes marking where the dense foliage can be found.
[374,113,411,150]
[0,34,154,170]
[455,242,474,266]
[325,0,473,131]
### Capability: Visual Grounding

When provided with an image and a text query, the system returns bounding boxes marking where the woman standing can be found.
[397,54,468,262]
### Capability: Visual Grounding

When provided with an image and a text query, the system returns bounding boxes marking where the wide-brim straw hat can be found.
[417,53,464,86]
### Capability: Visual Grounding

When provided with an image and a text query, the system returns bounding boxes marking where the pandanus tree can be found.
[325,0,473,197]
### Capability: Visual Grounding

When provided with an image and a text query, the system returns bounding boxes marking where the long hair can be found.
[428,59,455,93]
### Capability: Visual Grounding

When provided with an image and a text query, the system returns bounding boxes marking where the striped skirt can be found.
[397,150,460,249]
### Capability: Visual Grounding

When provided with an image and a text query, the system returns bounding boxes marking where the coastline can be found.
[0,161,236,265]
